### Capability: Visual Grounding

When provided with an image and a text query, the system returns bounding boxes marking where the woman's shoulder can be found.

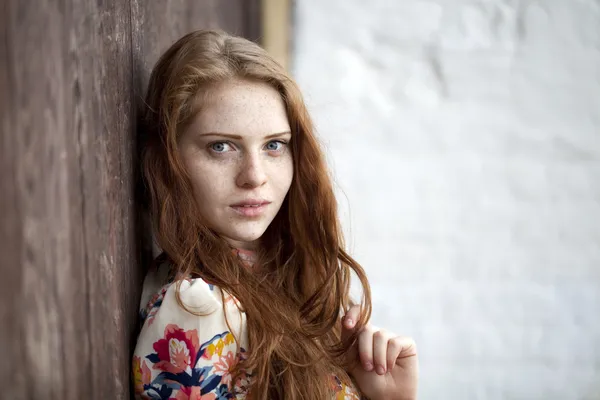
[133,259,251,399]
[138,257,243,328]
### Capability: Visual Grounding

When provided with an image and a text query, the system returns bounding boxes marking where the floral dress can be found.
[132,249,362,399]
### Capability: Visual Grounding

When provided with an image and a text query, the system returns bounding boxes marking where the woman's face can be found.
[178,78,293,250]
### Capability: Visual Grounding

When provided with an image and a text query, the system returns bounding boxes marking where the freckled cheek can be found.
[267,156,294,193]
[188,162,236,205]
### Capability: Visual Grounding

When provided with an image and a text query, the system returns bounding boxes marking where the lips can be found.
[230,199,271,217]
[231,199,270,207]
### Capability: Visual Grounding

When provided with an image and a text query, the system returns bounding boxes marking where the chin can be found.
[223,227,267,246]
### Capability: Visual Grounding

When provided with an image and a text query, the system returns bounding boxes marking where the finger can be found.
[372,330,389,375]
[357,327,374,372]
[340,306,360,344]
[391,336,418,367]
[386,336,403,371]
[343,304,361,329]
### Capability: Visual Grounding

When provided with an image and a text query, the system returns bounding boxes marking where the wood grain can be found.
[0,0,260,398]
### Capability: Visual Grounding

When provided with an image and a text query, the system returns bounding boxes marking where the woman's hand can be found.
[342,305,419,400]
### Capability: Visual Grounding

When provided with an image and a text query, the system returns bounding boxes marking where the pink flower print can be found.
[173,386,217,400]
[132,356,152,394]
[213,351,237,385]
[234,248,257,268]
[153,324,200,374]
[144,286,168,326]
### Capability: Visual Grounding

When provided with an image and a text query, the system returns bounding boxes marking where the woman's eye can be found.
[209,142,232,153]
[265,140,286,151]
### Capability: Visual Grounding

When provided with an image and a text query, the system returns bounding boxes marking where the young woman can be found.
[132,30,418,400]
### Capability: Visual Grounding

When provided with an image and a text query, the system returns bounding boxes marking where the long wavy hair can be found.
[140,29,372,399]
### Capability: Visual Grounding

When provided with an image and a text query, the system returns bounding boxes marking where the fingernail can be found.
[364,362,373,371]
[376,365,386,375]
[345,318,353,327]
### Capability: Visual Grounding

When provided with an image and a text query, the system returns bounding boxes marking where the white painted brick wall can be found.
[292,1,600,399]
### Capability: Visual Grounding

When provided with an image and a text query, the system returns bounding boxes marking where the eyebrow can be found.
[197,131,292,139]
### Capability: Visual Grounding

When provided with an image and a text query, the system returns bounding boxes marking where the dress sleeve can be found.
[132,269,364,399]
[132,276,252,400]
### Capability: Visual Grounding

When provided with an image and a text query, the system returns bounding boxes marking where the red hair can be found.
[140,30,372,399]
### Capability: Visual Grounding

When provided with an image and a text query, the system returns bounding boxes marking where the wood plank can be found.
[0,0,259,398]
[131,0,262,97]
[0,0,140,398]
[1,1,88,398]
[72,0,142,397]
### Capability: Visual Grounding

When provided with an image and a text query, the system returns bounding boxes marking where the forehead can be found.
[190,79,290,137]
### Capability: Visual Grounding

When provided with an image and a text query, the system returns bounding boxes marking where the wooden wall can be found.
[0,1,260,398]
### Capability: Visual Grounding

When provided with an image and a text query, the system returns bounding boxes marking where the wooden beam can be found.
[261,0,292,71]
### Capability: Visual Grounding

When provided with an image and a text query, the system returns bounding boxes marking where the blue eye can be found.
[209,142,232,153]
[266,140,286,151]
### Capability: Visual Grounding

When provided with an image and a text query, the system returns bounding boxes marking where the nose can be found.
[236,152,267,189]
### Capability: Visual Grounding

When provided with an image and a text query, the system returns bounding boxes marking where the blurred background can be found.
[292,1,600,399]
[1,0,598,399]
